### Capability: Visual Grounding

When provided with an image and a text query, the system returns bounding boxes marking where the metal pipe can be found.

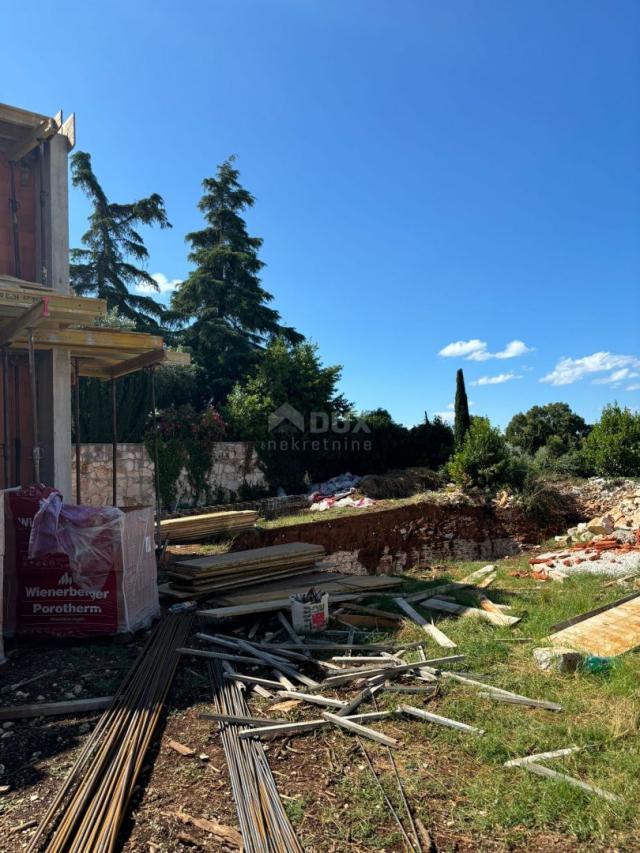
[27,328,40,483]
[73,358,81,503]
[2,348,10,488]
[13,361,21,483]
[111,377,117,506]
[148,365,162,547]
[8,161,21,278]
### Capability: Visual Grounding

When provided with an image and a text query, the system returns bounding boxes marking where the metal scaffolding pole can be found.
[148,365,162,548]
[111,377,117,507]
[2,348,10,488]
[73,358,81,503]
[27,328,40,483]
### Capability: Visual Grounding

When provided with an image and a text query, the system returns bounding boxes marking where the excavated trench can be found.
[233,498,580,575]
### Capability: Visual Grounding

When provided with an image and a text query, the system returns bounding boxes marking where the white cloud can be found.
[540,352,640,386]
[439,338,533,362]
[627,384,640,392]
[494,340,533,360]
[135,272,182,295]
[438,339,487,358]
[472,372,522,386]
[592,368,640,385]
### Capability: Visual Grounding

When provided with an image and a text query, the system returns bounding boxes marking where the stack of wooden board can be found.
[163,542,326,597]
[159,510,258,543]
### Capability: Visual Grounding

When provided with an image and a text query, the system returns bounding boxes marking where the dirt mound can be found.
[357,467,443,499]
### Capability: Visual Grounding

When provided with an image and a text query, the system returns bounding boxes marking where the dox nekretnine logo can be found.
[265,403,372,452]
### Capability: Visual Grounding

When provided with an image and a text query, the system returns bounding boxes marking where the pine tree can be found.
[70,151,171,329]
[454,368,471,446]
[171,156,303,403]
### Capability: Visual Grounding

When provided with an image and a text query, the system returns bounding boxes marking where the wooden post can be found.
[73,358,81,503]
[27,328,40,483]
[111,377,117,506]
[2,348,10,488]
[149,365,162,547]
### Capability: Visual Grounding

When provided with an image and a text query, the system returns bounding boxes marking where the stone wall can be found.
[71,442,264,508]
[233,498,576,575]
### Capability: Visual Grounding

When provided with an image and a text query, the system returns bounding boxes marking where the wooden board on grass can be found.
[548,592,640,657]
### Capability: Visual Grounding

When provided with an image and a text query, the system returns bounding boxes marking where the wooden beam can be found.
[322,711,399,747]
[0,103,52,129]
[0,298,49,345]
[6,117,60,162]
[107,348,190,378]
[0,696,113,721]
[399,704,485,735]
[27,326,164,351]
[394,598,457,648]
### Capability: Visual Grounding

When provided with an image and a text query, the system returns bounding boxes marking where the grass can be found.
[257,490,451,530]
[348,554,640,849]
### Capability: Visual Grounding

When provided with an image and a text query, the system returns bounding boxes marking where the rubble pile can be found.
[559,481,640,547]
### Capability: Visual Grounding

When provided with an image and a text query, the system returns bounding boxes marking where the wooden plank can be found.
[479,691,563,712]
[223,673,283,690]
[394,598,457,648]
[511,761,620,803]
[0,696,113,721]
[318,655,464,688]
[399,704,484,735]
[6,117,60,162]
[549,593,640,657]
[504,746,582,767]
[276,690,347,709]
[237,711,391,739]
[198,593,360,619]
[0,298,49,345]
[177,647,266,666]
[199,713,286,727]
[418,597,521,627]
[321,711,399,748]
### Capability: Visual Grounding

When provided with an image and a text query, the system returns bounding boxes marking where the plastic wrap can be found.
[29,490,123,590]
[3,486,159,638]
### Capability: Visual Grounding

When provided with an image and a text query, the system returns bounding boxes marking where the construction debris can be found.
[504,748,620,803]
[533,646,584,673]
[166,542,326,597]
[548,592,640,657]
[160,509,258,543]
[25,613,193,852]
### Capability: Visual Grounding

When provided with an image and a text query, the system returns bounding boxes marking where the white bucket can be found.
[290,593,329,633]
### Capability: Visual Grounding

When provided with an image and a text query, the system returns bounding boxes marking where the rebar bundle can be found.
[27,614,193,853]
[208,660,303,852]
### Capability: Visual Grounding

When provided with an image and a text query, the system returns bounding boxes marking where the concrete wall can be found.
[71,441,265,508]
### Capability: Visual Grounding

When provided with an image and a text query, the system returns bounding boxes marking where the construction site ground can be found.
[1,549,639,852]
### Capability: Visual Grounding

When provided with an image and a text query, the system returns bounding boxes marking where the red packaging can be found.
[4,486,119,637]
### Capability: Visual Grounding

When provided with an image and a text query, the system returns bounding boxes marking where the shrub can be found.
[448,417,526,490]
[583,404,640,477]
[146,404,226,507]
[531,443,592,480]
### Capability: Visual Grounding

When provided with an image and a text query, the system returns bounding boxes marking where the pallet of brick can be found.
[166,542,325,597]
[159,510,258,543]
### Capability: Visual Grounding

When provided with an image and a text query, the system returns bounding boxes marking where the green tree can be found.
[70,151,171,329]
[225,338,348,492]
[583,403,640,476]
[408,414,455,470]
[454,368,471,447]
[172,157,303,403]
[449,417,526,490]
[506,402,589,454]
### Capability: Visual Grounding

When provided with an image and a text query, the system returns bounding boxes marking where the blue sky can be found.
[3,0,639,427]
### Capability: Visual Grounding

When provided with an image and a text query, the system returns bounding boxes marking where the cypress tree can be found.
[454,368,471,446]
[172,156,303,404]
